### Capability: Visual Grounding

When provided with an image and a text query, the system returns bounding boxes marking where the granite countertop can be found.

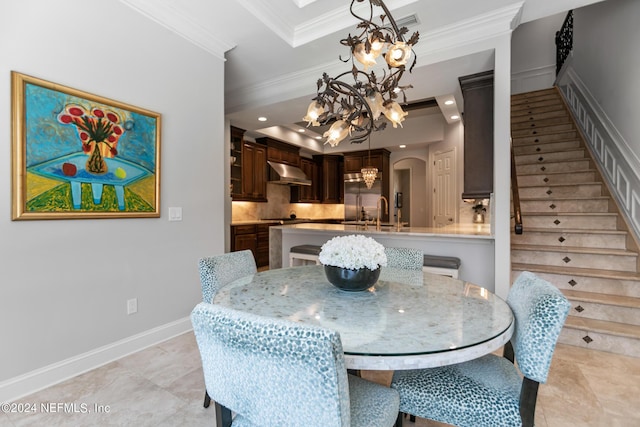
[231,218,343,226]
[272,222,493,239]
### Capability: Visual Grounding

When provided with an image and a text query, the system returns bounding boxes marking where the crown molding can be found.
[414,2,523,60]
[226,2,525,112]
[236,0,419,48]
[119,0,235,61]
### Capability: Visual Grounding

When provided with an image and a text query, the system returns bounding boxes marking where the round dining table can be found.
[213,265,514,371]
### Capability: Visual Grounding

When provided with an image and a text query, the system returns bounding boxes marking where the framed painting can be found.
[11,71,161,220]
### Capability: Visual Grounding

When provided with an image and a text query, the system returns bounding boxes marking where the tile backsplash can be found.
[232,183,344,222]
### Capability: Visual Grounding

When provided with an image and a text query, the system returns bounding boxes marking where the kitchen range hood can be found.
[267,161,312,186]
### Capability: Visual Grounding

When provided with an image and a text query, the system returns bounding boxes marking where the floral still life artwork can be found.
[11,72,161,220]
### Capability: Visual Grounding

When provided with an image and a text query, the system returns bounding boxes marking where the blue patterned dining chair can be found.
[199,250,257,304]
[384,247,423,270]
[191,302,400,427]
[390,271,570,427]
[198,250,257,408]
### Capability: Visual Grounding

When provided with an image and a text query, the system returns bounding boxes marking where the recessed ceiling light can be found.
[450,115,460,120]
[258,116,267,122]
[399,144,406,148]
[444,100,454,105]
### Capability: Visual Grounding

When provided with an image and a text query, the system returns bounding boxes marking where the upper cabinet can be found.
[257,137,301,167]
[316,155,343,204]
[290,155,343,204]
[241,140,267,202]
[343,149,389,174]
[231,127,267,202]
[230,126,244,199]
[459,70,494,199]
[290,157,320,203]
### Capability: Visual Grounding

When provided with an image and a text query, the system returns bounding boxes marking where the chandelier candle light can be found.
[361,136,377,189]
[303,0,419,149]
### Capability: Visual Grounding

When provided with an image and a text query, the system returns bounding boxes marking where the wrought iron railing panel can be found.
[555,10,573,75]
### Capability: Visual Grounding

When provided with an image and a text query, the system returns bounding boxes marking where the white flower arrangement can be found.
[319,235,387,270]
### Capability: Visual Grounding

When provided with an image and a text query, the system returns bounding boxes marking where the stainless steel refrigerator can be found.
[343,173,383,222]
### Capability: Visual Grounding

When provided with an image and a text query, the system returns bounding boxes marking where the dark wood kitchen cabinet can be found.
[459,70,494,199]
[257,137,301,167]
[343,149,389,175]
[290,155,342,204]
[290,157,320,203]
[238,140,267,202]
[255,224,270,267]
[317,154,343,204]
[230,126,244,199]
[231,224,257,255]
[230,126,267,202]
[230,223,271,268]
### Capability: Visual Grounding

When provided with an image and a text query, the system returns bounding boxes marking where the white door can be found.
[433,149,457,227]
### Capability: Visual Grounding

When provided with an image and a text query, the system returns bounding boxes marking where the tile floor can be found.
[4,332,639,426]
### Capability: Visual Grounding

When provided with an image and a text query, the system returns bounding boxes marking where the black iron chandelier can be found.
[303,0,419,147]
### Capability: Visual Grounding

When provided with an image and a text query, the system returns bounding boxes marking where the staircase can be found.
[510,88,640,358]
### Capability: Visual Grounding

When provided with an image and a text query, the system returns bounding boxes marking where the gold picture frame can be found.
[11,71,161,220]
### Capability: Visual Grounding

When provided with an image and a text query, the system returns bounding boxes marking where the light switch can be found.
[168,207,183,221]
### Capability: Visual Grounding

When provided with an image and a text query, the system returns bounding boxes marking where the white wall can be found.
[511,12,566,94]
[0,0,225,399]
[556,0,640,242]
[572,0,640,162]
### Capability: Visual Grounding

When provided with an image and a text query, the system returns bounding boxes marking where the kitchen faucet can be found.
[376,196,388,231]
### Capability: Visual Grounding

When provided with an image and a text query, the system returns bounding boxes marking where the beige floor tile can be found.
[116,333,201,389]
[7,364,187,426]
[5,334,639,426]
[1,412,15,426]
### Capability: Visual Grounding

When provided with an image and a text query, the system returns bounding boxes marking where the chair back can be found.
[191,302,350,427]
[384,247,423,270]
[507,271,570,383]
[198,250,257,303]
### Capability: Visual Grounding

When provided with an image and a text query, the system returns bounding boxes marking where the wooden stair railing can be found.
[511,139,523,235]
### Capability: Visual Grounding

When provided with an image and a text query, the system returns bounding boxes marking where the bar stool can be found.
[289,244,322,267]
[422,255,461,278]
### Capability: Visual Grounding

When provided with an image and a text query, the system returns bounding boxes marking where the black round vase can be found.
[324,265,381,292]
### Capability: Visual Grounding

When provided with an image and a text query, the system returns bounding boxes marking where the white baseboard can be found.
[0,317,192,404]
[511,64,556,94]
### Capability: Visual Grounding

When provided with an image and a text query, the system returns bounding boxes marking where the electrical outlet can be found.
[127,298,138,315]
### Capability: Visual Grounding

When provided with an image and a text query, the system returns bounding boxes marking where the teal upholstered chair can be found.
[384,247,423,270]
[391,271,570,427]
[198,250,257,408]
[191,302,400,427]
[199,250,257,304]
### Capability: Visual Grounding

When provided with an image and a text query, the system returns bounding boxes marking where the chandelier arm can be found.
[305,0,417,145]
[349,0,374,30]
[329,79,376,143]
[375,0,405,42]
[349,0,401,42]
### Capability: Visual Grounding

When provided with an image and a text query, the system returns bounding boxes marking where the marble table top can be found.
[214,265,514,370]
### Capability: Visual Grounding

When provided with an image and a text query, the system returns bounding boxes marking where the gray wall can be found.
[555,0,640,241]
[511,12,566,94]
[572,0,640,162]
[0,0,225,396]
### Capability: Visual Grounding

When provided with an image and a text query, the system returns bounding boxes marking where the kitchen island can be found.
[270,222,496,290]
